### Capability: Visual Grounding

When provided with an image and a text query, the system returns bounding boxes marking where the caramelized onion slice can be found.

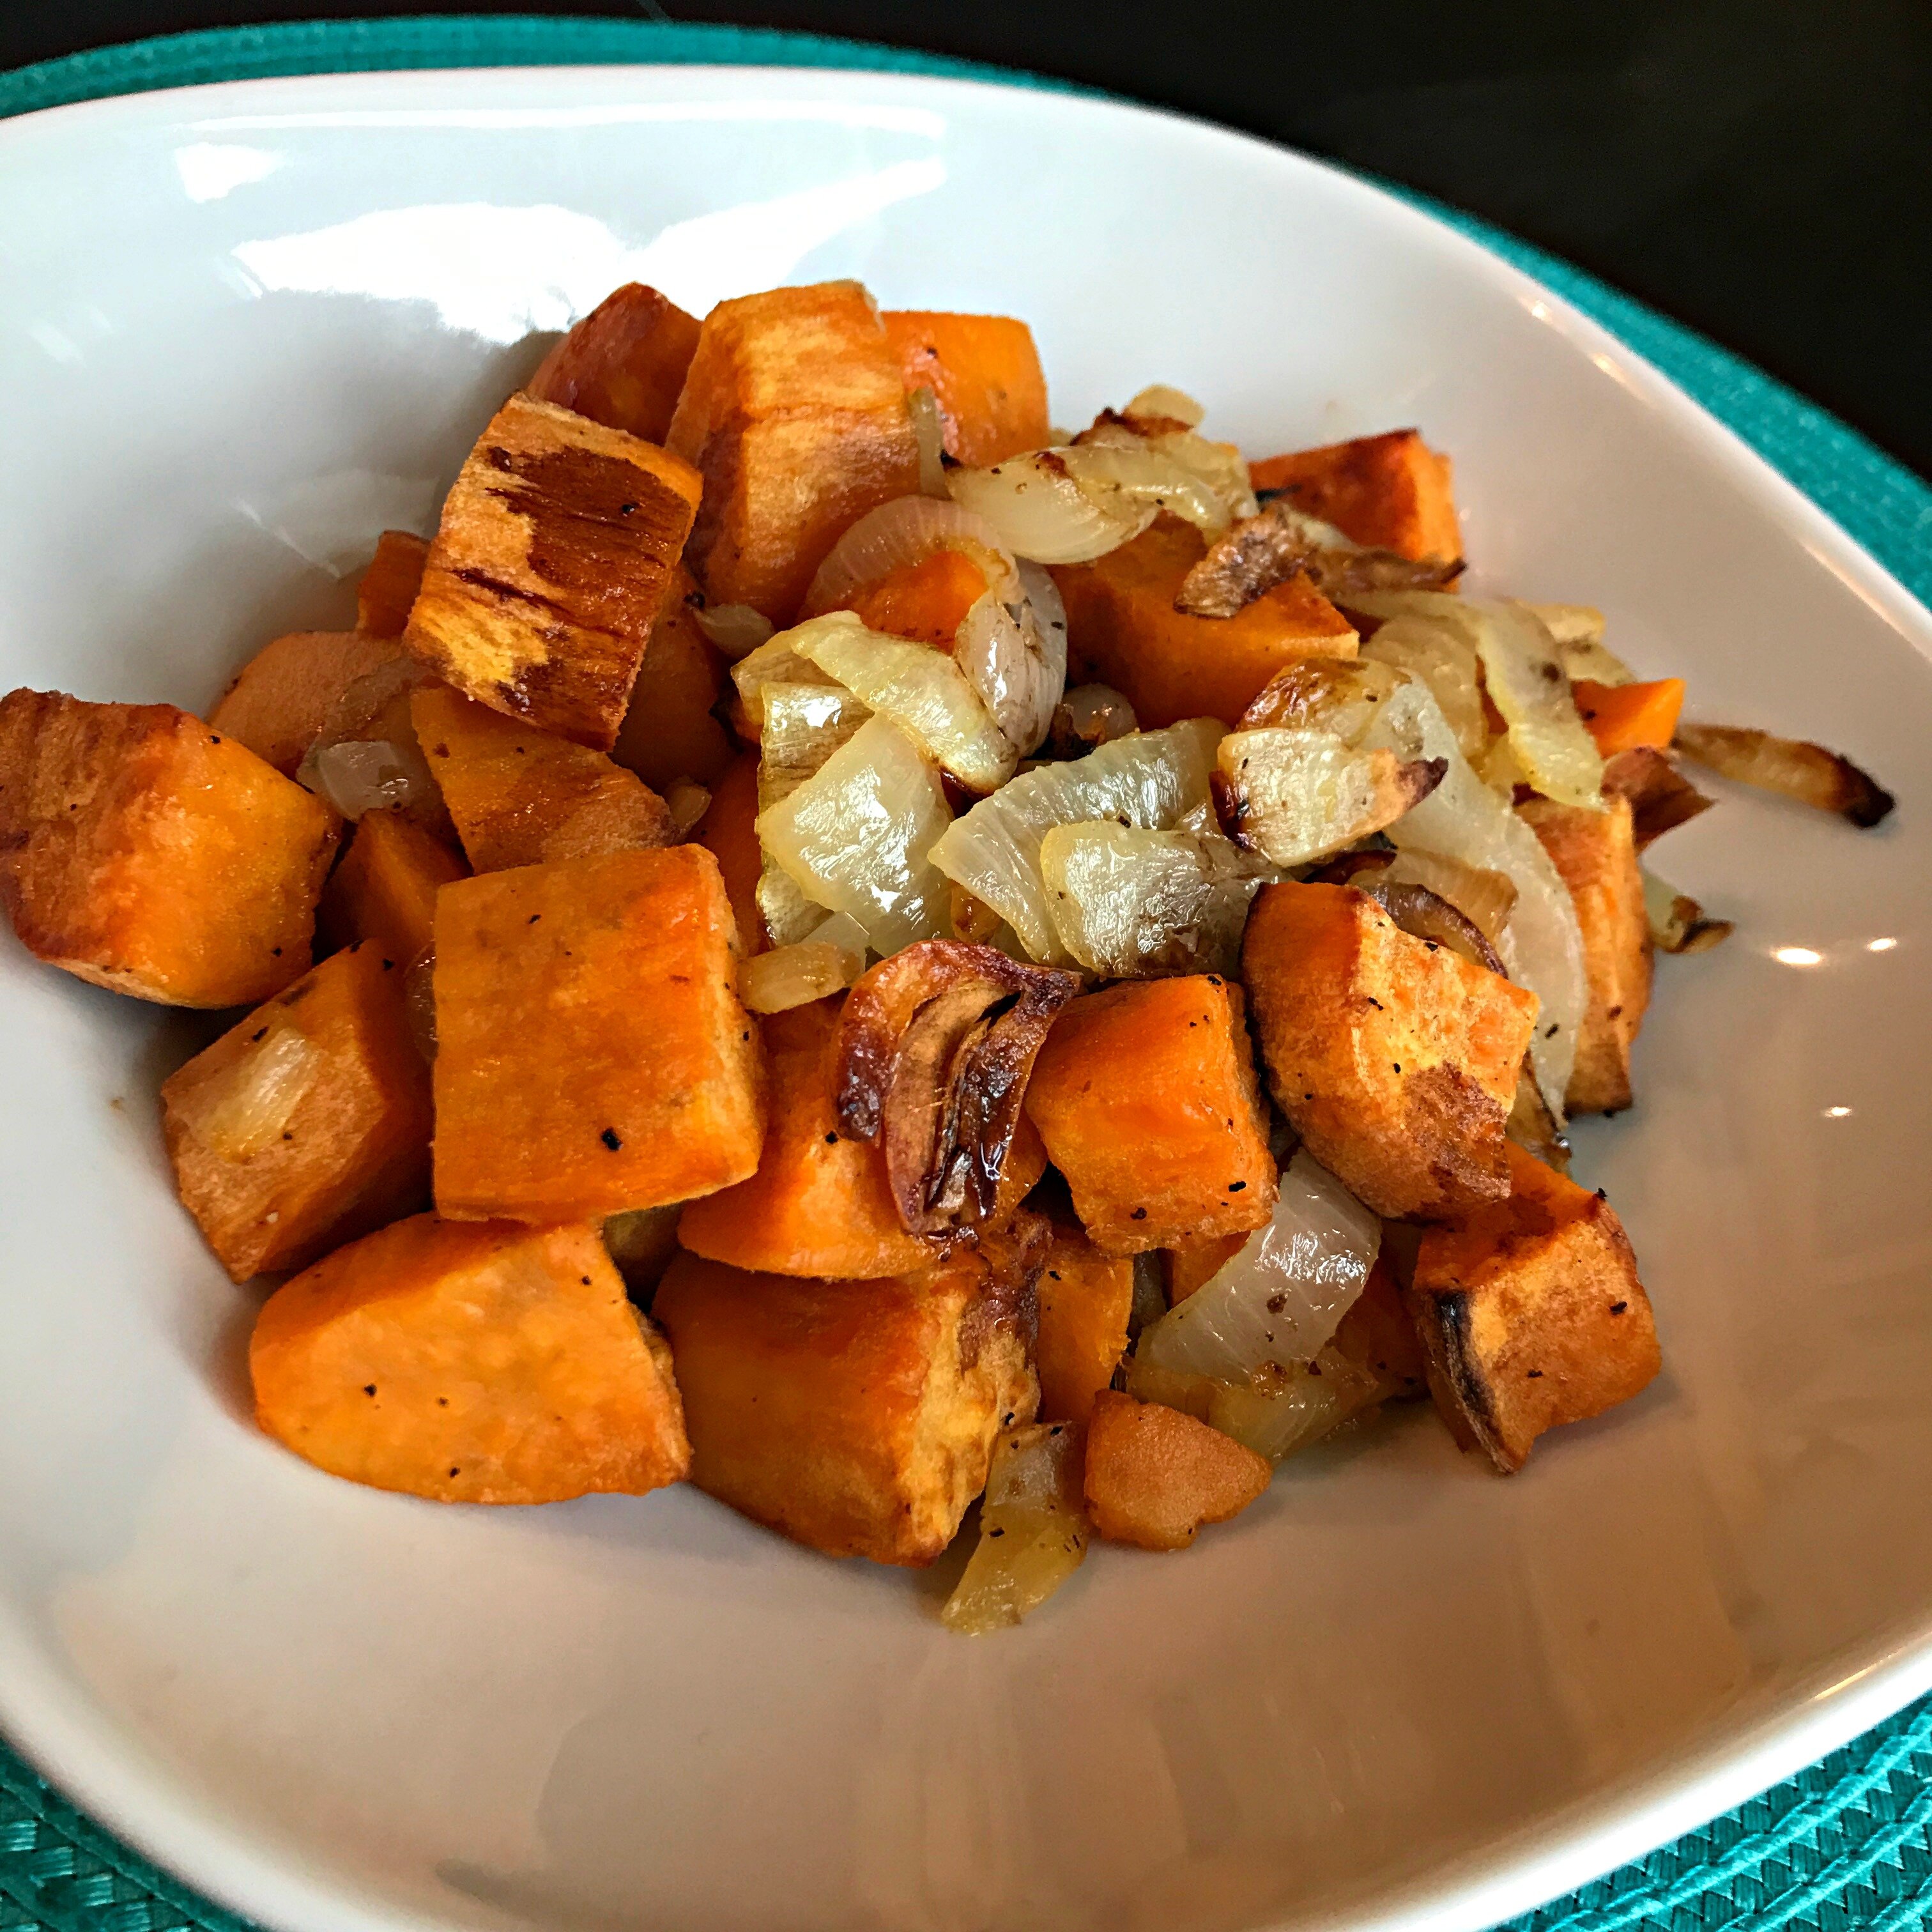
[1381,847,1517,946]
[1049,684,1138,758]
[1675,723,1894,828]
[1601,746,1715,848]
[1644,872,1735,954]
[1505,1052,1572,1170]
[1236,657,1406,737]
[836,940,1078,1235]
[1177,499,1462,618]
[1360,880,1509,977]
[1216,728,1443,867]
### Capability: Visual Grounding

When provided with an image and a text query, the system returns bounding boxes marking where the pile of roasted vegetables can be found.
[0,279,1894,1632]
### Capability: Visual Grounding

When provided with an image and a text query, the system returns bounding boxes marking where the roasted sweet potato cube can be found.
[404,392,702,749]
[161,940,433,1279]
[318,807,468,967]
[1036,1223,1133,1425]
[1408,1143,1660,1472]
[411,685,673,872]
[251,1213,689,1503]
[1024,975,1276,1255]
[881,310,1050,466]
[1520,795,1652,1116]
[695,749,765,956]
[1082,1390,1270,1550]
[355,531,431,638]
[666,280,922,624]
[1248,429,1461,564]
[1242,882,1540,1219]
[677,995,1044,1278]
[526,282,702,444]
[433,845,766,1222]
[1050,515,1357,728]
[610,567,734,791]
[0,691,338,1007]
[653,1245,1039,1565]
[208,631,406,776]
[1164,1232,1246,1305]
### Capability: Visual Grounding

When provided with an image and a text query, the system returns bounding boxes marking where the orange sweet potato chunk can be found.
[1242,882,1540,1219]
[412,685,673,872]
[161,940,433,1279]
[1023,974,1276,1255]
[1036,1223,1133,1425]
[251,1213,689,1503]
[404,392,702,750]
[318,807,468,967]
[433,845,766,1222]
[1249,429,1461,564]
[209,631,406,777]
[678,996,1045,1278]
[667,280,922,624]
[838,548,990,646]
[882,310,1050,466]
[526,282,702,445]
[0,691,338,1007]
[610,567,734,791]
[1521,794,1652,1116]
[1572,678,1685,758]
[695,749,764,956]
[1082,1390,1270,1550]
[1409,1143,1660,1472]
[355,531,431,638]
[654,1245,1038,1564]
[1051,515,1357,728]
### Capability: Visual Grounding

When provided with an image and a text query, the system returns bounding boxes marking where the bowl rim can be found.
[3,55,1931,1932]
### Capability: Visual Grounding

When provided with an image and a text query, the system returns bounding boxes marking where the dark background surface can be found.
[6,1,1928,481]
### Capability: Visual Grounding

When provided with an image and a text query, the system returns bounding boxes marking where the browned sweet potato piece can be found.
[1330,1255,1429,1399]
[695,749,765,956]
[610,567,734,790]
[318,807,468,967]
[667,280,922,624]
[251,1213,689,1503]
[433,845,766,1222]
[1520,795,1652,1116]
[1408,1143,1660,1472]
[1036,1222,1133,1425]
[411,685,673,871]
[1242,882,1539,1218]
[654,1242,1039,1564]
[208,631,405,776]
[1023,975,1277,1255]
[404,393,702,749]
[1051,515,1357,728]
[526,282,702,444]
[677,995,1044,1278]
[0,691,339,1007]
[881,310,1050,466]
[355,531,431,638]
[1082,1390,1270,1550]
[161,940,433,1279]
[1249,429,1461,564]
[1163,1232,1246,1305]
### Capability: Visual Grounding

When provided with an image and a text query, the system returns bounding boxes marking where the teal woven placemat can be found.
[3,17,1931,1932]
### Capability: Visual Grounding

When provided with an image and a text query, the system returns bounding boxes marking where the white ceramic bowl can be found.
[3,62,1930,1932]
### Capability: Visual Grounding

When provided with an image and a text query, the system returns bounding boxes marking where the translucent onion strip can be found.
[738,937,866,1015]
[790,611,1016,793]
[930,718,1223,963]
[948,450,1153,565]
[1133,1150,1381,1385]
[178,1027,321,1162]
[756,716,952,956]
[942,1423,1089,1634]
[802,495,1009,618]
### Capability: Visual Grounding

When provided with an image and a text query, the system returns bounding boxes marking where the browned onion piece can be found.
[1048,683,1138,758]
[1674,723,1894,828]
[1646,877,1735,955]
[1307,845,1395,887]
[1505,1054,1572,1170]
[1176,498,1463,618]
[1601,746,1717,849]
[836,940,1079,1236]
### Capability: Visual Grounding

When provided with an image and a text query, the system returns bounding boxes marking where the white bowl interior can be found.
[2,64,1930,1932]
